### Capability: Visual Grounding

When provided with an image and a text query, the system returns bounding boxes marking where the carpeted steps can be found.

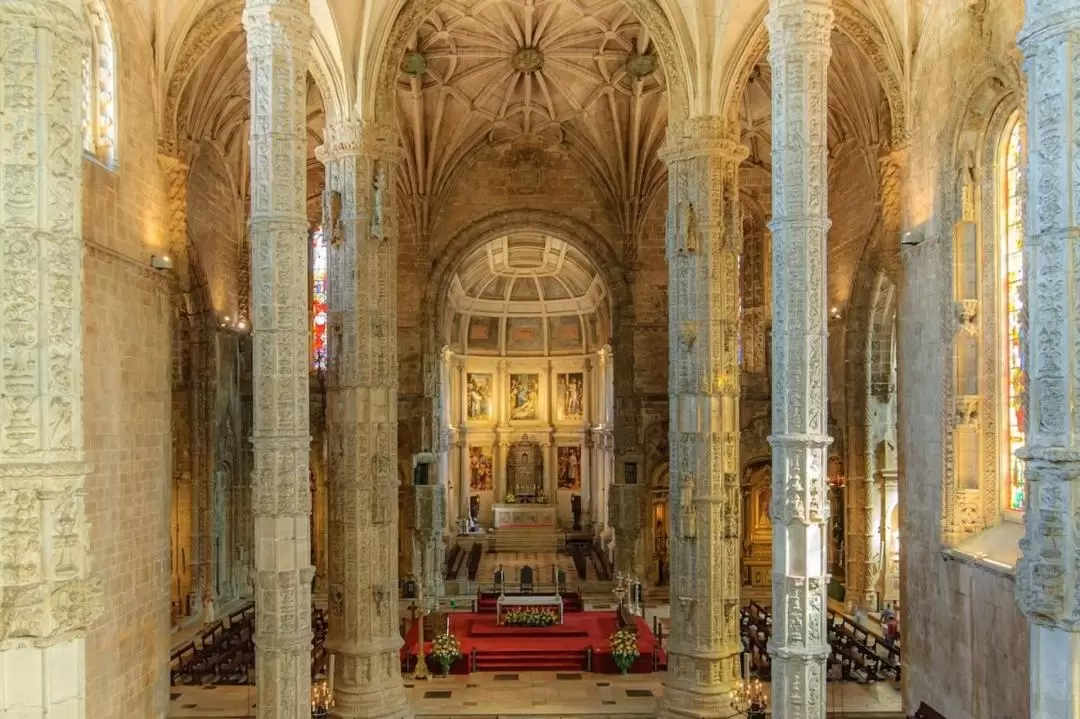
[473,649,587,672]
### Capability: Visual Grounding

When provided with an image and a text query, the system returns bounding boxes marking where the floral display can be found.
[504,492,517,503]
[608,627,639,675]
[502,607,558,627]
[430,631,462,676]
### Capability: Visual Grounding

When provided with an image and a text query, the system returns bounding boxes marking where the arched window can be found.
[1000,113,1026,512]
[82,1,117,165]
[311,227,328,371]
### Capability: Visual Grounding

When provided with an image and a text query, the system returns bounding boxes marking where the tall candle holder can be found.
[312,679,334,718]
[729,676,767,719]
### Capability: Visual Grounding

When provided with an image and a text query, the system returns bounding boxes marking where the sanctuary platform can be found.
[402,610,665,674]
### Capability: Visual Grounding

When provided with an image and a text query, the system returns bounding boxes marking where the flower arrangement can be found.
[504,493,517,503]
[608,627,639,675]
[502,607,558,627]
[430,631,462,676]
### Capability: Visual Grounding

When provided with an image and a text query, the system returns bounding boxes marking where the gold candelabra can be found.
[312,679,334,717]
[411,581,431,681]
[729,676,768,718]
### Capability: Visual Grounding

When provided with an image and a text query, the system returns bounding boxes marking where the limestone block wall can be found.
[899,0,1029,716]
[79,4,172,716]
[188,141,244,321]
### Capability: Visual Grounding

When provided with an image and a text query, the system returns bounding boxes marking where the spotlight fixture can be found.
[829,306,843,322]
[150,254,173,270]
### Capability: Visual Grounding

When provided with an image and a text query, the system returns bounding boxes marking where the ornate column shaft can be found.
[766,0,834,716]
[1014,4,1080,717]
[657,119,746,719]
[0,0,103,714]
[243,2,314,716]
[319,120,411,719]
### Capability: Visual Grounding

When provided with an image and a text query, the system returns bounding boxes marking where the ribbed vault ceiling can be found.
[397,0,668,238]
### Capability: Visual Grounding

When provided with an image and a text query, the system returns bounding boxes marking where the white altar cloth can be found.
[496,594,565,624]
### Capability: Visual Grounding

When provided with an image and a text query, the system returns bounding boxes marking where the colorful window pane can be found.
[311,228,328,371]
[1004,119,1026,511]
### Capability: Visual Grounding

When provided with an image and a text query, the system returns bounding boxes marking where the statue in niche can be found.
[506,436,544,502]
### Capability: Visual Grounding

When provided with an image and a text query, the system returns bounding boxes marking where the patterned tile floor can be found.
[168,672,903,717]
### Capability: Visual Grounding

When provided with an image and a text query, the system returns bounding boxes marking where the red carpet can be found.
[402,610,666,674]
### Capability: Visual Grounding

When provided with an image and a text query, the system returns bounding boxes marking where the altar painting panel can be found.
[557,446,582,490]
[466,373,493,420]
[556,372,584,420]
[509,373,540,420]
[469,446,494,491]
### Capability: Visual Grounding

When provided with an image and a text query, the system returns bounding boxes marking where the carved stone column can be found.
[1014,4,1080,717]
[766,0,834,715]
[657,118,746,719]
[413,456,445,607]
[608,483,643,575]
[0,0,103,714]
[242,1,315,715]
[319,119,412,719]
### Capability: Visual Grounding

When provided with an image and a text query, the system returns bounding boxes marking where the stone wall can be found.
[80,3,172,716]
[900,1,1029,712]
[188,142,244,319]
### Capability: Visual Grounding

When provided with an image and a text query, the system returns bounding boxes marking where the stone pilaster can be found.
[242,1,315,716]
[766,0,834,715]
[1014,3,1080,717]
[318,119,412,719]
[656,118,745,719]
[608,484,643,576]
[0,0,104,714]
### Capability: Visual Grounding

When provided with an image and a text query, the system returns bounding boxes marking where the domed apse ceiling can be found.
[446,233,610,356]
[397,0,668,237]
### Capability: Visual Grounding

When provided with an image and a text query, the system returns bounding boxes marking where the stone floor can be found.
[168,671,903,718]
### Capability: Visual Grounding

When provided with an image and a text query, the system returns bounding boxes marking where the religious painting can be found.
[467,316,501,353]
[505,317,545,353]
[469,446,494,491]
[557,446,582,491]
[548,316,583,353]
[466,373,493,420]
[557,372,584,421]
[509,373,540,420]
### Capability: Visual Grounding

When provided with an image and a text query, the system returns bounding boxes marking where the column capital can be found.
[242,0,312,45]
[660,117,748,164]
[766,0,834,49]
[317,118,404,164]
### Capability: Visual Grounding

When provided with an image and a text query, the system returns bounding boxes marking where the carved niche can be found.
[506,436,544,501]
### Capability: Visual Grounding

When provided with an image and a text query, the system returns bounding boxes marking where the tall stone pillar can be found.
[242,1,315,716]
[0,2,103,715]
[319,119,412,719]
[766,0,834,715]
[656,118,746,719]
[1014,4,1080,717]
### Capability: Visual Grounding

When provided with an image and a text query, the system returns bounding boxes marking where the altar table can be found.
[496,594,565,624]
[492,503,557,529]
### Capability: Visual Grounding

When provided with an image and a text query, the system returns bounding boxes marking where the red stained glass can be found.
[311,228,328,371]
[1004,120,1026,511]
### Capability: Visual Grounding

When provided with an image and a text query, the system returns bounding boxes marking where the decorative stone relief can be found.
[1014,7,1080,692]
[242,1,316,717]
[656,117,746,719]
[766,0,835,715]
[0,0,104,714]
[317,117,413,719]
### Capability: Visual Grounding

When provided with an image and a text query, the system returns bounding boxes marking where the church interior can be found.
[0,0,1066,717]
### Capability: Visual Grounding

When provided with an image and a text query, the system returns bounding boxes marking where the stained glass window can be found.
[311,227,328,371]
[1003,117,1026,511]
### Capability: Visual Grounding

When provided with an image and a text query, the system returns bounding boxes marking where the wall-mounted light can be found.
[150,254,173,270]
[829,306,843,322]
[900,229,925,246]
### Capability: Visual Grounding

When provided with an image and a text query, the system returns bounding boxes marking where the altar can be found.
[492,504,557,529]
[496,594,565,624]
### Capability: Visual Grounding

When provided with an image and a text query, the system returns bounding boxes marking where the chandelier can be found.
[729,676,768,719]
